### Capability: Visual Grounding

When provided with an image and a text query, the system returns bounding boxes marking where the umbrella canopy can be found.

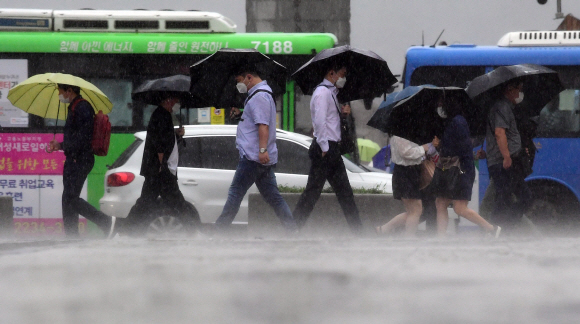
[368,86,425,132]
[377,86,423,110]
[367,86,471,144]
[292,45,398,103]
[189,48,287,108]
[132,74,198,107]
[466,64,564,118]
[7,73,113,120]
[357,138,381,162]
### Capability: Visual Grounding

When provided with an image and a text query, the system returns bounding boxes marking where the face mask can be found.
[59,94,71,104]
[515,91,524,104]
[437,106,447,118]
[335,77,347,89]
[236,80,248,94]
[172,103,181,114]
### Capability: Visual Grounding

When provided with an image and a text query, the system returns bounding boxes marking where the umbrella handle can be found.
[45,134,55,153]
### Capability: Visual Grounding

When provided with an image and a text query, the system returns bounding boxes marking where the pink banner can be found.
[0,133,65,175]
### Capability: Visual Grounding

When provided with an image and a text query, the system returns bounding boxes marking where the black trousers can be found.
[488,163,532,230]
[62,156,111,237]
[126,168,201,229]
[293,140,362,233]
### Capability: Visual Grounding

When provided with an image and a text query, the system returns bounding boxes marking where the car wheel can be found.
[145,215,189,238]
[140,201,201,238]
[526,185,580,236]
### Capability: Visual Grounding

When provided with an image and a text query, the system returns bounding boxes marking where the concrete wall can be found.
[248,193,405,237]
[246,0,351,45]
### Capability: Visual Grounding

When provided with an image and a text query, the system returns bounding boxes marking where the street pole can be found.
[555,0,564,19]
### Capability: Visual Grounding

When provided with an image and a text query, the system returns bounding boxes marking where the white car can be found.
[100,125,392,233]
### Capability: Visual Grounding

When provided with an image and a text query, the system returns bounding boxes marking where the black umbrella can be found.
[466,64,564,118]
[132,74,197,107]
[367,86,424,134]
[368,86,471,144]
[189,48,287,108]
[292,45,397,103]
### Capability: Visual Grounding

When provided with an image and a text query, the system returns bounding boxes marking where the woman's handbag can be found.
[433,156,463,195]
[419,159,435,190]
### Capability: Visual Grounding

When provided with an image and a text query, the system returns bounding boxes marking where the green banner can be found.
[0,32,336,55]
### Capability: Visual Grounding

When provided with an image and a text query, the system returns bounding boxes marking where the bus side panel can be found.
[530,138,580,200]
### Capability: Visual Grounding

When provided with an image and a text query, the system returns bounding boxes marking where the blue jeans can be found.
[215,157,298,231]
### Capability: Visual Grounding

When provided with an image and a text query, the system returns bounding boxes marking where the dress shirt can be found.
[235,80,278,165]
[390,136,426,166]
[311,79,341,152]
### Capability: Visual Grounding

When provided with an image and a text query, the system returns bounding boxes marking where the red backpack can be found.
[70,99,111,156]
[92,110,111,156]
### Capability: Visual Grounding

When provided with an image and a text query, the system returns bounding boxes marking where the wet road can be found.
[1,235,580,323]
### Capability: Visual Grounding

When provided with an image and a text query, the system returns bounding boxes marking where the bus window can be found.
[410,66,486,88]
[87,79,133,127]
[537,66,580,138]
[43,78,133,128]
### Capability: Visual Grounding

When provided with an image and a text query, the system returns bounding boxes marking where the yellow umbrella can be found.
[357,138,381,163]
[7,73,113,120]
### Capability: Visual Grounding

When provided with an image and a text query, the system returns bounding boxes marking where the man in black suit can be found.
[125,95,200,232]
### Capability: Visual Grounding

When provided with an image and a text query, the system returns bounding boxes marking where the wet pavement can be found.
[1,235,580,323]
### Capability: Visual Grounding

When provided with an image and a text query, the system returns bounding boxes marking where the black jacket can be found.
[62,96,94,160]
[140,106,176,177]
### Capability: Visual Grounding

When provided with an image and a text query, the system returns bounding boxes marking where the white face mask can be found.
[236,81,248,94]
[514,91,524,104]
[335,77,347,89]
[59,94,71,104]
[172,103,181,114]
[437,106,447,118]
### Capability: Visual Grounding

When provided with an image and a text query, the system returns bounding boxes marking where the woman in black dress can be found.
[376,135,438,237]
[433,98,501,237]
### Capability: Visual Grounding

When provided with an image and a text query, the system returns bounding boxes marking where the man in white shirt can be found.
[292,62,363,234]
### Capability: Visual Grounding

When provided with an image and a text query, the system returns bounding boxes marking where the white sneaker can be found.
[107,216,117,239]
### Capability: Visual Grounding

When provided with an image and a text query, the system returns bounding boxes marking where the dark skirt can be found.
[392,164,422,200]
[432,167,475,201]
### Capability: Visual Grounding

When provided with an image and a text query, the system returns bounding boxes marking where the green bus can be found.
[0,9,336,235]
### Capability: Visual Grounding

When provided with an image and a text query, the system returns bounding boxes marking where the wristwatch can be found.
[259,148,267,153]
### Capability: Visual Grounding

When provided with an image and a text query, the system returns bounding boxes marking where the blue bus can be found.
[403,31,580,231]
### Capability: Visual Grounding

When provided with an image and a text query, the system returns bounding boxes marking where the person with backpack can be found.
[214,66,298,232]
[48,83,116,238]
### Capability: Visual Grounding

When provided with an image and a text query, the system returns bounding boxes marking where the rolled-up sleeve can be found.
[391,136,425,162]
[251,94,272,126]
[312,92,330,152]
